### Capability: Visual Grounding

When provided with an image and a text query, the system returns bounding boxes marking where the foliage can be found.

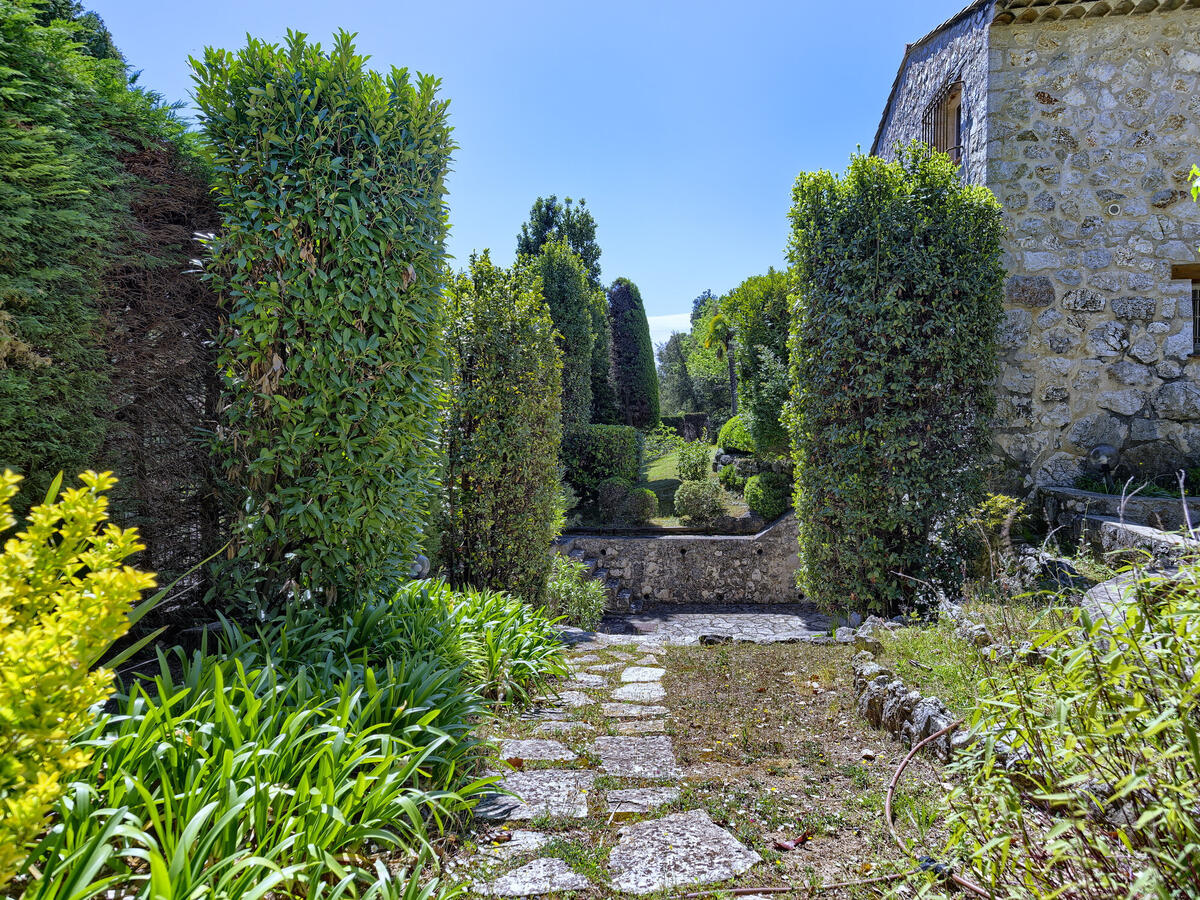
[439,253,563,606]
[723,269,792,455]
[194,31,453,608]
[702,310,738,417]
[1074,473,1175,499]
[589,296,620,425]
[20,579,565,896]
[515,195,601,286]
[674,479,726,527]
[744,472,790,522]
[607,278,660,429]
[959,493,1029,579]
[945,564,1200,898]
[643,424,684,463]
[683,293,737,424]
[561,424,642,493]
[718,464,746,493]
[677,440,713,483]
[545,556,608,630]
[656,332,697,416]
[598,477,635,523]
[716,415,755,454]
[787,147,1004,616]
[627,487,659,523]
[527,240,594,425]
[0,470,155,889]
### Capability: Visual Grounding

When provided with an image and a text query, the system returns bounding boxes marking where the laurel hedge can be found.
[561,424,641,494]
[787,147,1004,616]
[438,253,562,605]
[193,32,453,607]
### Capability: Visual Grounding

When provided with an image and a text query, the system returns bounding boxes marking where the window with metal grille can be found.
[1192,283,1200,356]
[922,80,964,164]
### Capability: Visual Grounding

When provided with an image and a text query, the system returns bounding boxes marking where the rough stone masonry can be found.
[874,1,1200,489]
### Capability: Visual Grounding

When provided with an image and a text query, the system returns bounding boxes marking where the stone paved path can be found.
[569,603,835,647]
[457,639,765,897]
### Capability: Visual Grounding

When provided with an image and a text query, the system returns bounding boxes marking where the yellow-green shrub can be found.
[0,470,154,887]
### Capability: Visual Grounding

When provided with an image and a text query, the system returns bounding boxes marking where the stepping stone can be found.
[593,735,679,779]
[607,809,760,894]
[620,666,665,683]
[498,739,576,762]
[612,682,665,702]
[480,857,590,896]
[570,654,600,664]
[602,703,668,719]
[552,690,596,708]
[604,787,680,816]
[475,770,595,820]
[561,672,606,688]
[478,829,549,860]
[635,655,659,665]
[607,651,635,661]
[534,721,594,735]
[616,719,667,735]
[586,662,624,672]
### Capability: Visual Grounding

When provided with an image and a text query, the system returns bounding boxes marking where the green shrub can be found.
[723,269,792,455]
[439,253,563,606]
[527,240,593,425]
[598,477,634,523]
[718,463,746,493]
[744,471,790,521]
[0,471,155,888]
[787,146,1003,616]
[944,566,1200,898]
[716,415,755,454]
[677,440,713,482]
[545,555,608,630]
[674,479,725,527]
[627,487,659,523]
[561,424,642,493]
[608,277,660,428]
[193,31,453,608]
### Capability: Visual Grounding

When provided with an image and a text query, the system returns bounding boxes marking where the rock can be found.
[552,691,596,709]
[616,718,669,735]
[601,703,669,718]
[620,666,665,683]
[497,739,577,762]
[562,672,606,688]
[834,626,855,644]
[611,681,666,703]
[604,787,680,816]
[901,697,951,748]
[860,748,876,761]
[593,735,680,779]
[607,810,760,894]
[857,676,892,727]
[847,612,863,628]
[853,622,884,655]
[477,830,550,861]
[881,685,922,732]
[475,770,595,820]
[534,721,595,735]
[1111,296,1156,320]
[699,634,732,645]
[1153,381,1200,421]
[1005,275,1055,307]
[480,857,590,896]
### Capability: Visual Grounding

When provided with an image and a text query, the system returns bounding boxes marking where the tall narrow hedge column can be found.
[787,147,1004,616]
[439,253,563,605]
[193,32,453,606]
[608,277,660,429]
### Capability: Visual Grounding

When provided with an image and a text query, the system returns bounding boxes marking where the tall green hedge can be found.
[193,31,453,607]
[0,1,121,509]
[527,240,593,425]
[561,424,641,493]
[608,277,659,429]
[787,147,1004,616]
[723,269,791,455]
[438,253,562,605]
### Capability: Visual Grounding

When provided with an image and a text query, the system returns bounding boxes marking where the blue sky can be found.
[94,0,959,346]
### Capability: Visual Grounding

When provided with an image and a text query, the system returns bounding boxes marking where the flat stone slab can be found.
[586,662,624,672]
[616,719,668,735]
[604,787,680,815]
[607,809,760,894]
[593,735,679,779]
[475,770,595,820]
[561,672,606,689]
[478,829,549,861]
[635,655,659,665]
[611,682,666,702]
[602,703,668,719]
[534,720,594,735]
[569,654,600,664]
[552,690,596,708]
[498,739,576,762]
[481,857,590,896]
[620,666,665,683]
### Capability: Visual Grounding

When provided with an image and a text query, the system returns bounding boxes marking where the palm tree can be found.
[703,312,737,417]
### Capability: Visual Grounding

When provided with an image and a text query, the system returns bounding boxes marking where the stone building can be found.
[872,0,1200,489]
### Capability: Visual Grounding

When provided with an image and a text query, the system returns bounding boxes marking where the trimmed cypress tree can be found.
[439,253,563,605]
[607,278,660,429]
[528,240,592,425]
[193,31,454,607]
[787,147,1004,616]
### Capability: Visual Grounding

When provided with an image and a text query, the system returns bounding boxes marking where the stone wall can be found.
[561,514,800,606]
[873,2,991,186]
[988,11,1200,486]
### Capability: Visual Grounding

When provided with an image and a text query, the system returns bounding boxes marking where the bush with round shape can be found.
[673,479,725,527]
[438,252,563,607]
[193,31,453,608]
[677,440,712,482]
[787,146,1003,616]
[627,487,659,524]
[744,471,790,522]
[719,463,747,493]
[561,424,641,493]
[716,414,755,454]
[598,477,634,523]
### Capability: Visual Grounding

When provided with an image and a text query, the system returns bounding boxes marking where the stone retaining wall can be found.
[561,514,800,605]
[1041,484,1200,532]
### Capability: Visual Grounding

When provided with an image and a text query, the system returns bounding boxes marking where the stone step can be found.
[568,548,586,561]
